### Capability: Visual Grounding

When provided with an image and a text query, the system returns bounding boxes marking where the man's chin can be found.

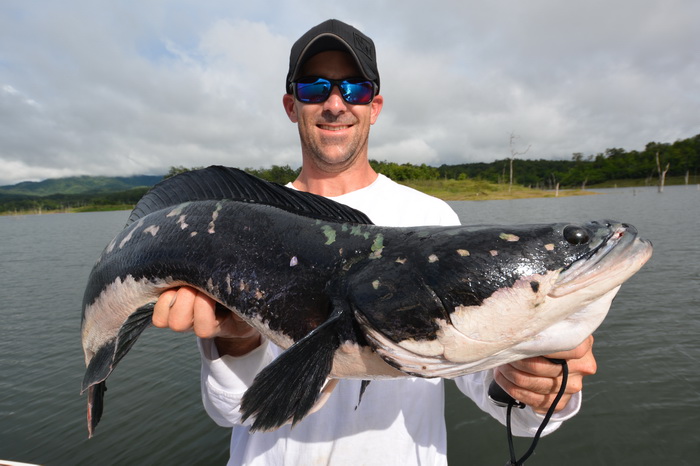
[310,152,359,173]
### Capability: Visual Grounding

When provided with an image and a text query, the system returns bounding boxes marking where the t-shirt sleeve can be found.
[198,337,281,427]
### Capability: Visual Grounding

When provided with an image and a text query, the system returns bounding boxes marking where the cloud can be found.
[0,0,698,185]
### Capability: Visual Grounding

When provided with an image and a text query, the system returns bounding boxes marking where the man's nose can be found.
[322,86,347,113]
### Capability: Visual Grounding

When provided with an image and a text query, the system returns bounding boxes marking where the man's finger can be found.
[153,288,179,328]
[192,293,218,338]
[167,287,198,332]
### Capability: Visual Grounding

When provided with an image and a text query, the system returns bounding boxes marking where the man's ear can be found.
[369,94,383,125]
[283,93,298,123]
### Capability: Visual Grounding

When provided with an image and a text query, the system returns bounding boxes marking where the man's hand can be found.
[153,287,261,357]
[493,335,597,414]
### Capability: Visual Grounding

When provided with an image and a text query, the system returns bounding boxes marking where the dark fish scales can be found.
[80,166,652,436]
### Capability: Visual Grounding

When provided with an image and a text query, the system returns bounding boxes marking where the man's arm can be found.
[153,287,262,356]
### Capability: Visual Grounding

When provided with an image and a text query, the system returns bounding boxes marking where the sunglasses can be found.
[293,77,376,105]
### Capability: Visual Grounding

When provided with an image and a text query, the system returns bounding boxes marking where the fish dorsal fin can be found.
[126,166,374,226]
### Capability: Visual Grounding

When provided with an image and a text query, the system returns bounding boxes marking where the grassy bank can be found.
[400,179,594,201]
[1,180,596,215]
[588,175,699,189]
[1,204,134,216]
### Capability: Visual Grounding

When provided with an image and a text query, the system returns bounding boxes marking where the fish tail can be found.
[241,304,348,431]
[87,381,106,438]
[82,303,155,437]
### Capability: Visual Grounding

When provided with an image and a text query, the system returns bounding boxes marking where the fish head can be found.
[347,220,652,378]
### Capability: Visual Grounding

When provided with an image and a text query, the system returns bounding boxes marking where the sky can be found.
[1,0,698,186]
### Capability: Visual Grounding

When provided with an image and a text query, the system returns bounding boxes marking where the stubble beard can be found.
[302,124,370,174]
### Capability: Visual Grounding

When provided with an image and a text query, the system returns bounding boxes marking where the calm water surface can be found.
[0,185,698,465]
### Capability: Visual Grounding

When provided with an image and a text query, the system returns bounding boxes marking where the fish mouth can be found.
[551,220,653,297]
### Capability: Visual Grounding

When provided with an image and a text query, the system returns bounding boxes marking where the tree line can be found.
[237,133,700,188]
[0,188,152,214]
[439,134,700,188]
[3,134,697,214]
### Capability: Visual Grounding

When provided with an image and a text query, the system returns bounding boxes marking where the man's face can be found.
[284,50,383,174]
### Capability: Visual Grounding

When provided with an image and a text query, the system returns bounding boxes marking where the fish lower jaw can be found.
[515,286,620,356]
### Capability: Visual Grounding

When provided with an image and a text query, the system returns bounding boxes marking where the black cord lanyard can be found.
[499,358,569,466]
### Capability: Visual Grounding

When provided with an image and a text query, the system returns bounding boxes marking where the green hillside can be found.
[0,174,163,196]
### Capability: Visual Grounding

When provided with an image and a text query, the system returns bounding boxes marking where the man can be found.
[153,19,596,465]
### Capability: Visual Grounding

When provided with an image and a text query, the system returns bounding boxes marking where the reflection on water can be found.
[0,186,697,465]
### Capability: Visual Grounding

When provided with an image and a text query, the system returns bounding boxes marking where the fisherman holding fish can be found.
[152,19,597,465]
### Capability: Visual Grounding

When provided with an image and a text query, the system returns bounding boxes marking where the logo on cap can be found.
[353,32,374,60]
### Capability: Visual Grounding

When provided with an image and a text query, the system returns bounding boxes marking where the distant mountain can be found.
[0,174,164,196]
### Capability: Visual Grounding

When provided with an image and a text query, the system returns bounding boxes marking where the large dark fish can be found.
[80,166,652,436]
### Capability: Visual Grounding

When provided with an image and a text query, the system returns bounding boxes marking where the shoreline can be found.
[4,181,693,216]
[0,189,594,216]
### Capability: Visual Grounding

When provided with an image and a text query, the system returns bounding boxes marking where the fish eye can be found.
[563,225,590,245]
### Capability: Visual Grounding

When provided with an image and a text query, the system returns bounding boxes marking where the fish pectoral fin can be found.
[240,306,346,432]
[81,302,155,437]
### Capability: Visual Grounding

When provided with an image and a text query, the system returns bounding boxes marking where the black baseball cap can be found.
[285,19,380,94]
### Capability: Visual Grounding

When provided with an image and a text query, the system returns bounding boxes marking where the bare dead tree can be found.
[508,132,531,193]
[550,173,560,197]
[656,151,670,193]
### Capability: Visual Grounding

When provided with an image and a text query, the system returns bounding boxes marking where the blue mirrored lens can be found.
[340,81,375,104]
[296,79,332,103]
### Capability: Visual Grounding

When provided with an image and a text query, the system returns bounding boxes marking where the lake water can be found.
[0,185,698,465]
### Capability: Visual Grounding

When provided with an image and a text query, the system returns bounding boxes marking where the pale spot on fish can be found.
[143,225,160,236]
[225,275,232,294]
[490,250,499,256]
[118,218,145,249]
[106,237,117,254]
[290,256,298,267]
[499,233,520,242]
[395,257,407,264]
[545,243,555,251]
[177,215,188,230]
[166,203,190,218]
[456,249,470,257]
[428,254,439,263]
[350,225,370,239]
[322,225,336,245]
[190,231,198,237]
[372,280,380,290]
[371,234,384,252]
[208,202,223,234]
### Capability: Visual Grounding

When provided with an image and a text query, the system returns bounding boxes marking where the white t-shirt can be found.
[199,174,580,465]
